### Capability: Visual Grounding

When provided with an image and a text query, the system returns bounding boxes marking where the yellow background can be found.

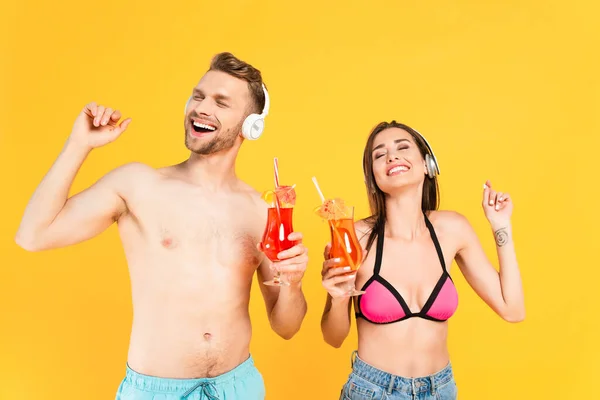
[1,0,599,399]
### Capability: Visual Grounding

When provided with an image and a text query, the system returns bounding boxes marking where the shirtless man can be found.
[15,52,308,399]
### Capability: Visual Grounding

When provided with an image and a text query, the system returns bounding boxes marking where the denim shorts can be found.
[340,351,457,400]
[115,355,265,400]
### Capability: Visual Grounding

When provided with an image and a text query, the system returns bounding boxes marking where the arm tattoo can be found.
[494,227,510,247]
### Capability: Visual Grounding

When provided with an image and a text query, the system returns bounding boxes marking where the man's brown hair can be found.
[209,52,266,114]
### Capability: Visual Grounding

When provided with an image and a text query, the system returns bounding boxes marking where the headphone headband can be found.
[260,84,270,117]
[412,128,440,176]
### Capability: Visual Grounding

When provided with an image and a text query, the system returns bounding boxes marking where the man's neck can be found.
[179,147,240,190]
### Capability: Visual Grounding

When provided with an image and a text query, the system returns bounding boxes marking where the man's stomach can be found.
[125,288,253,379]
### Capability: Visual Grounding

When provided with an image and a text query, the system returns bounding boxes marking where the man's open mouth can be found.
[192,120,217,134]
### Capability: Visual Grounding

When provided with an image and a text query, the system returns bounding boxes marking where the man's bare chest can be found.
[125,185,264,267]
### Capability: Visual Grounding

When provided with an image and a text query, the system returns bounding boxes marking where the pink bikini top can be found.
[356,215,458,323]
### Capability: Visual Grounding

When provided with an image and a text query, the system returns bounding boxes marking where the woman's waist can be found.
[357,327,449,377]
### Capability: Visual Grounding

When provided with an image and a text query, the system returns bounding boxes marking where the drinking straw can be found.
[274,157,280,188]
[311,177,325,203]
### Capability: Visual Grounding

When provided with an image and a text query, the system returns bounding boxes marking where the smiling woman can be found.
[320,120,525,400]
[363,122,441,252]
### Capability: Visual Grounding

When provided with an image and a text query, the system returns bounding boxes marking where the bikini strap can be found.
[373,222,385,275]
[424,214,447,272]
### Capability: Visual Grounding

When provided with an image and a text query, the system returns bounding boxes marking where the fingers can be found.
[275,233,306,259]
[117,118,132,133]
[94,105,105,127]
[484,181,512,212]
[287,231,303,242]
[497,192,510,203]
[488,188,497,207]
[277,243,307,260]
[103,118,132,142]
[323,243,332,260]
[85,103,123,128]
[109,109,122,125]
[494,192,504,210]
[322,272,356,288]
[321,257,341,275]
[497,193,511,210]
[323,265,353,280]
[483,181,491,206]
[321,265,357,298]
[274,256,309,273]
[100,108,114,126]
[273,243,308,271]
[84,102,98,118]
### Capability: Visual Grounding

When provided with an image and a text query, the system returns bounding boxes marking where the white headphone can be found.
[185,84,270,141]
[412,128,440,179]
[242,84,270,140]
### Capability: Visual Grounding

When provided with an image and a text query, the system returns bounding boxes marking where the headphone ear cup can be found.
[425,154,437,179]
[242,113,264,140]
